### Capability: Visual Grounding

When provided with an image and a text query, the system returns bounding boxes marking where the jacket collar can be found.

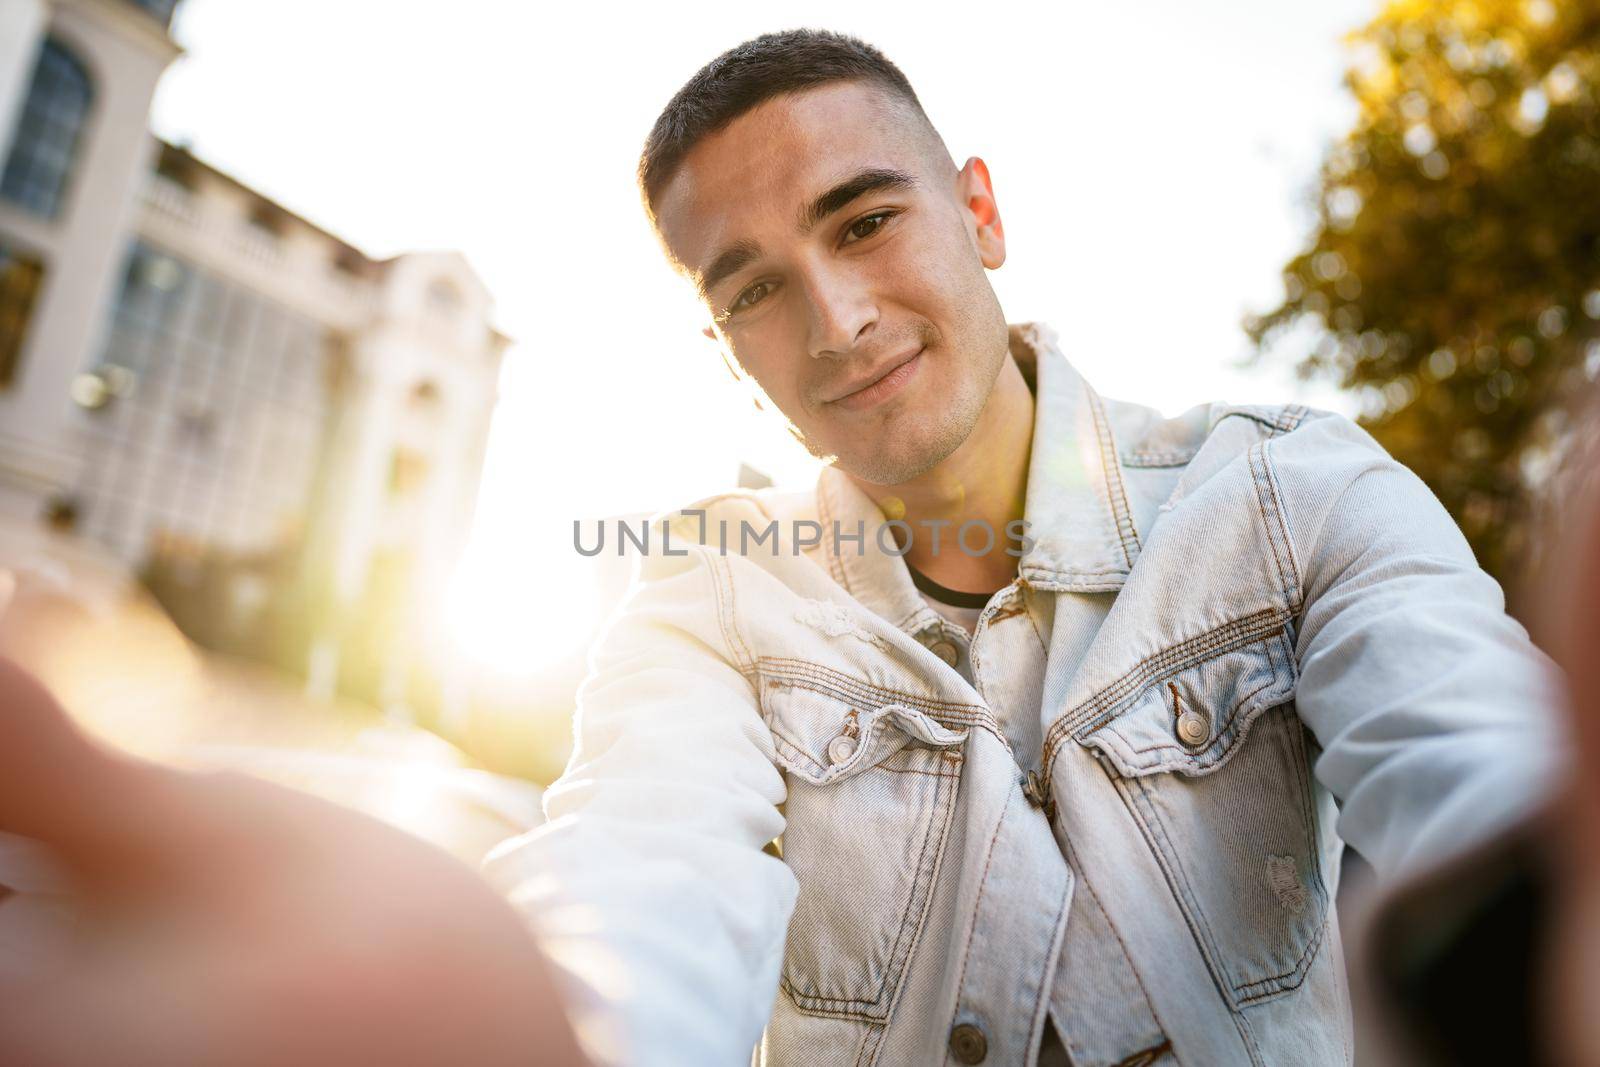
[818,321,1141,639]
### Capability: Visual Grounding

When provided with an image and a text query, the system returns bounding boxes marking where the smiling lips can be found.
[826,346,926,412]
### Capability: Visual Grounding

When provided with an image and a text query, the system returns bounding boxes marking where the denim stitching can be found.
[767,725,826,777]
[757,659,1005,747]
[851,1024,883,1067]
[868,762,962,778]
[1116,672,1280,760]
[1041,610,1290,775]
[763,695,952,785]
[712,551,758,673]
[1274,403,1310,435]
[1234,910,1326,1002]
[849,1025,877,1067]
[782,771,940,1009]
[1060,834,1177,1066]
[1284,688,1330,916]
[1248,446,1295,611]
[1248,444,1293,608]
[1063,611,1287,737]
[1232,1001,1268,1067]
[1115,708,1327,1005]
[701,543,734,668]
[1259,436,1304,609]
[1120,773,1237,1003]
[876,749,964,1033]
[755,662,953,713]
[793,749,960,1006]
[1278,668,1320,886]
[1020,565,1129,580]
[778,680,991,736]
[759,658,986,713]
[1125,780,1266,1067]
[1027,849,1077,1061]
[851,1007,889,1067]
[1227,706,1327,999]
[1120,772,1275,1064]
[762,669,985,726]
[1089,387,1141,568]
[781,747,962,1020]
[949,790,1011,1032]
[698,546,741,674]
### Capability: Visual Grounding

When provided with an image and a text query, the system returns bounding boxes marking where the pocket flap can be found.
[760,676,968,786]
[1076,633,1296,778]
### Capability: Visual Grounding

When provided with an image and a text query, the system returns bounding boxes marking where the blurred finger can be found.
[0,657,171,873]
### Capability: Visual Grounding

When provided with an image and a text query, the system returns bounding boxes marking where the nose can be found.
[801,258,877,360]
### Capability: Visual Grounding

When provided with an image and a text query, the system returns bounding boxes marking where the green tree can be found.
[1247,0,1600,599]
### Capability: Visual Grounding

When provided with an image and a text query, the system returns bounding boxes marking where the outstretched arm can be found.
[483,540,798,1067]
[1275,414,1567,879]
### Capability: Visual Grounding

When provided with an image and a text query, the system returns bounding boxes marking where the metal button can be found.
[1176,710,1209,748]
[826,734,858,765]
[1168,682,1209,749]
[949,1022,988,1064]
[931,640,960,666]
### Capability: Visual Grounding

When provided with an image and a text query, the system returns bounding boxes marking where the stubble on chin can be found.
[799,392,979,487]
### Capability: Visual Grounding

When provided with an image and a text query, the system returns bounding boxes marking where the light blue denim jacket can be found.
[484,322,1565,1067]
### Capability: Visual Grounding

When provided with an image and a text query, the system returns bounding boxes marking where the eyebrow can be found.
[694,167,920,301]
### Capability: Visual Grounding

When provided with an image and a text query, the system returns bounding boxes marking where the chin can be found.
[832,427,963,487]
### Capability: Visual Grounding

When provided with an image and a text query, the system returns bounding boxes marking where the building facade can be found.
[0,0,508,715]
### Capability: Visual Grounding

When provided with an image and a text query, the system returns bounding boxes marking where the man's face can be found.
[655,80,1010,486]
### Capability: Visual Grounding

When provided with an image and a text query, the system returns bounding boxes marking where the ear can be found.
[957,156,1006,270]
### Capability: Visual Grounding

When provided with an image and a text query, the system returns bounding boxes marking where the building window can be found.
[74,239,335,563]
[0,38,93,220]
[125,0,180,27]
[0,238,45,389]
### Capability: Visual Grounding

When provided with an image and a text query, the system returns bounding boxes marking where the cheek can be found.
[883,220,983,312]
[729,344,806,412]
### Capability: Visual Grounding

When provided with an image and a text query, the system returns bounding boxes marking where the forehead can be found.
[656,80,931,275]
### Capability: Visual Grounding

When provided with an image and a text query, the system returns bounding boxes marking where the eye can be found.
[729,280,774,315]
[843,210,897,244]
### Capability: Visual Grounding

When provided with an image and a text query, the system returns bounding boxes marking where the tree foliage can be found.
[1247,0,1600,596]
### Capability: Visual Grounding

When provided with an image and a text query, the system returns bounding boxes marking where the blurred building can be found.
[0,0,509,715]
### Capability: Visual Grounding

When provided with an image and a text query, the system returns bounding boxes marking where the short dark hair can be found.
[638,28,933,227]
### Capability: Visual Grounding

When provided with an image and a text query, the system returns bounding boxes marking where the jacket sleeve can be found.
[1272,412,1570,880]
[481,536,797,1067]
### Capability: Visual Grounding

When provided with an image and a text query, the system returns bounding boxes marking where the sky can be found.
[150,0,1380,669]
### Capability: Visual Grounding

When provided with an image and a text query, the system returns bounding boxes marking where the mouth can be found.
[825,346,926,412]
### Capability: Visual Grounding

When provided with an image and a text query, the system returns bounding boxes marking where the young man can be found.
[485,29,1565,1067]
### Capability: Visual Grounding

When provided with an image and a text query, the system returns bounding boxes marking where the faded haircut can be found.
[637,28,940,229]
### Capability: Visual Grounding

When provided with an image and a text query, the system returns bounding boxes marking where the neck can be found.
[848,352,1034,595]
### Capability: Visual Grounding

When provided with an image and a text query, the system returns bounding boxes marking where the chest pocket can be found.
[1075,630,1326,1008]
[759,672,968,1023]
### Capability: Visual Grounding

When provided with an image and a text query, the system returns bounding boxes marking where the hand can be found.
[0,657,589,1067]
